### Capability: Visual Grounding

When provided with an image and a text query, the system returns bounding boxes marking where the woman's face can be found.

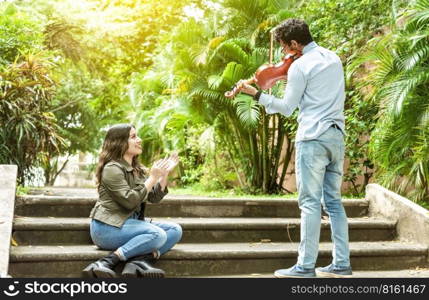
[124,127,142,157]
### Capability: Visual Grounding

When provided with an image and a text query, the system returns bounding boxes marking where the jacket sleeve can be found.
[148,182,168,203]
[101,164,148,210]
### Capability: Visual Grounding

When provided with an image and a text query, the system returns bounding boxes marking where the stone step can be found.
[12,216,396,245]
[178,269,429,278]
[15,195,369,218]
[8,242,428,277]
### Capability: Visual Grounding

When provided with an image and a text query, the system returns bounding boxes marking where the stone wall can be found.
[366,183,429,249]
[0,165,17,277]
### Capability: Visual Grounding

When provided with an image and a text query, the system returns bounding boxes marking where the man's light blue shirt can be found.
[259,41,345,142]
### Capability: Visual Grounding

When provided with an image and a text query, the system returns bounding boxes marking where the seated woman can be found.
[83,123,182,278]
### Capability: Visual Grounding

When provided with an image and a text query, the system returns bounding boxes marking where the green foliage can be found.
[234,94,261,129]
[299,0,405,58]
[0,54,65,184]
[4,0,427,204]
[170,185,299,198]
[132,1,301,194]
[53,70,102,152]
[16,184,30,196]
[343,90,377,194]
[42,65,104,185]
[143,0,396,195]
[351,0,429,204]
[297,0,409,193]
[1,0,197,185]
[129,0,405,195]
[0,4,44,66]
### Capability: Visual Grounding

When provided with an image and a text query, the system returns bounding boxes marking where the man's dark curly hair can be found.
[274,18,313,46]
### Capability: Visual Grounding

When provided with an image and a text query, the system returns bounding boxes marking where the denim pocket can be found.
[302,141,332,171]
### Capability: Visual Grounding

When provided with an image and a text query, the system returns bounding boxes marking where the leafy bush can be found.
[0,4,44,66]
[0,54,65,184]
[350,0,429,204]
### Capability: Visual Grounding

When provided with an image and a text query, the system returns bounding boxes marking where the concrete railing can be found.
[366,184,429,250]
[0,165,18,277]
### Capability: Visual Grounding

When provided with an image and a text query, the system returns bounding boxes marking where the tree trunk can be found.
[279,135,294,192]
[49,155,70,186]
[261,111,269,193]
[270,117,285,192]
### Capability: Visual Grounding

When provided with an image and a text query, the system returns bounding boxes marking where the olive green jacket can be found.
[89,159,168,227]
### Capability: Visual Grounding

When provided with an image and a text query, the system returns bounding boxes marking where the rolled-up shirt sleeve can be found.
[148,183,168,203]
[101,165,148,210]
[258,64,306,117]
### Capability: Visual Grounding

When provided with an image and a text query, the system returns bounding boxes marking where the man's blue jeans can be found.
[90,212,182,261]
[295,126,350,269]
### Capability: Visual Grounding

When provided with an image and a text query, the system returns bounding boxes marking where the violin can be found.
[224,50,302,99]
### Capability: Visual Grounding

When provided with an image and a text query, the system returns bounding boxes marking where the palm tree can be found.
[349,0,429,202]
[131,0,300,193]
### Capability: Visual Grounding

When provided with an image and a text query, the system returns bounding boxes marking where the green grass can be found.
[170,184,298,199]
[22,183,363,199]
[170,183,367,199]
[16,185,30,196]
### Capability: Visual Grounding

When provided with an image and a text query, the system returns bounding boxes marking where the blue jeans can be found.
[295,126,350,269]
[90,212,182,261]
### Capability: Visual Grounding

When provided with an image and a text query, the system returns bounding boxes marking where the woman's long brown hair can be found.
[95,124,145,189]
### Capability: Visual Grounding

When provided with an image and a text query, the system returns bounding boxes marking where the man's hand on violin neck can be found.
[238,81,258,96]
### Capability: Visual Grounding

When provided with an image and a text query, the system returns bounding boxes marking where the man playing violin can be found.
[238,18,352,278]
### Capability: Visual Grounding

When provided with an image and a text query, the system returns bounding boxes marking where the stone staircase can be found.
[8,192,429,277]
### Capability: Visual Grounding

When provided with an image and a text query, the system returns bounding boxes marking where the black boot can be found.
[122,253,165,278]
[82,252,120,278]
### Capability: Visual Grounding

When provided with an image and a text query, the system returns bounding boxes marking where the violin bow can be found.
[269,29,274,96]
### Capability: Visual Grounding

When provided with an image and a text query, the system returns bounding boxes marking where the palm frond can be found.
[399,43,429,71]
[223,0,266,23]
[199,126,216,155]
[189,86,225,104]
[381,68,429,115]
[248,9,294,47]
[234,94,261,129]
[220,62,246,88]
[249,47,269,70]
[408,0,429,27]
[208,39,250,67]
[207,75,223,90]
